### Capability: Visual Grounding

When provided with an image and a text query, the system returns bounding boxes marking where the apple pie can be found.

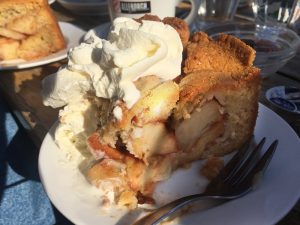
[85,20,260,208]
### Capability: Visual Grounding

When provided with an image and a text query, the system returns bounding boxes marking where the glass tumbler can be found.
[252,0,300,30]
[195,0,241,30]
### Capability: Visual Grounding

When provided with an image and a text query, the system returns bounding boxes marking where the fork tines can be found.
[240,139,278,188]
[206,137,278,192]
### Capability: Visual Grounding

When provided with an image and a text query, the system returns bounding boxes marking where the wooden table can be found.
[0,2,299,224]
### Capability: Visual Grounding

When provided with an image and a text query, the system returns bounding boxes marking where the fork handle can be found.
[132,194,231,225]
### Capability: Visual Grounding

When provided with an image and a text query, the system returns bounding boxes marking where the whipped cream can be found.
[43,17,183,110]
[42,66,91,108]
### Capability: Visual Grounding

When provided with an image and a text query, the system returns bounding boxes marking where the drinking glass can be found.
[195,0,241,30]
[252,0,300,28]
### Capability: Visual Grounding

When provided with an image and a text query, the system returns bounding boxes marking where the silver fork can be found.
[132,137,278,225]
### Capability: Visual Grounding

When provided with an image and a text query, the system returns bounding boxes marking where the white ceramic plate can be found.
[57,0,108,16]
[0,22,85,71]
[49,0,56,4]
[38,103,300,225]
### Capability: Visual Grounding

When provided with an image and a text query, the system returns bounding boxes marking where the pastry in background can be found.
[0,0,65,61]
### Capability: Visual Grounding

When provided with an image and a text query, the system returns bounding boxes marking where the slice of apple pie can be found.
[43,15,260,209]
[85,26,260,209]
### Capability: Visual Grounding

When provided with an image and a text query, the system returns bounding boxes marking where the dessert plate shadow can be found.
[38,103,300,225]
[0,22,85,71]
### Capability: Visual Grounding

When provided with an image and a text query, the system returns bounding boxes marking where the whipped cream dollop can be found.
[42,66,91,108]
[43,17,183,110]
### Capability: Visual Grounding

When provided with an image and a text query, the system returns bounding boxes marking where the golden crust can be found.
[184,32,256,74]
[217,33,256,66]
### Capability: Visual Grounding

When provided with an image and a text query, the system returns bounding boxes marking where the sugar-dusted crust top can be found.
[184,32,256,75]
